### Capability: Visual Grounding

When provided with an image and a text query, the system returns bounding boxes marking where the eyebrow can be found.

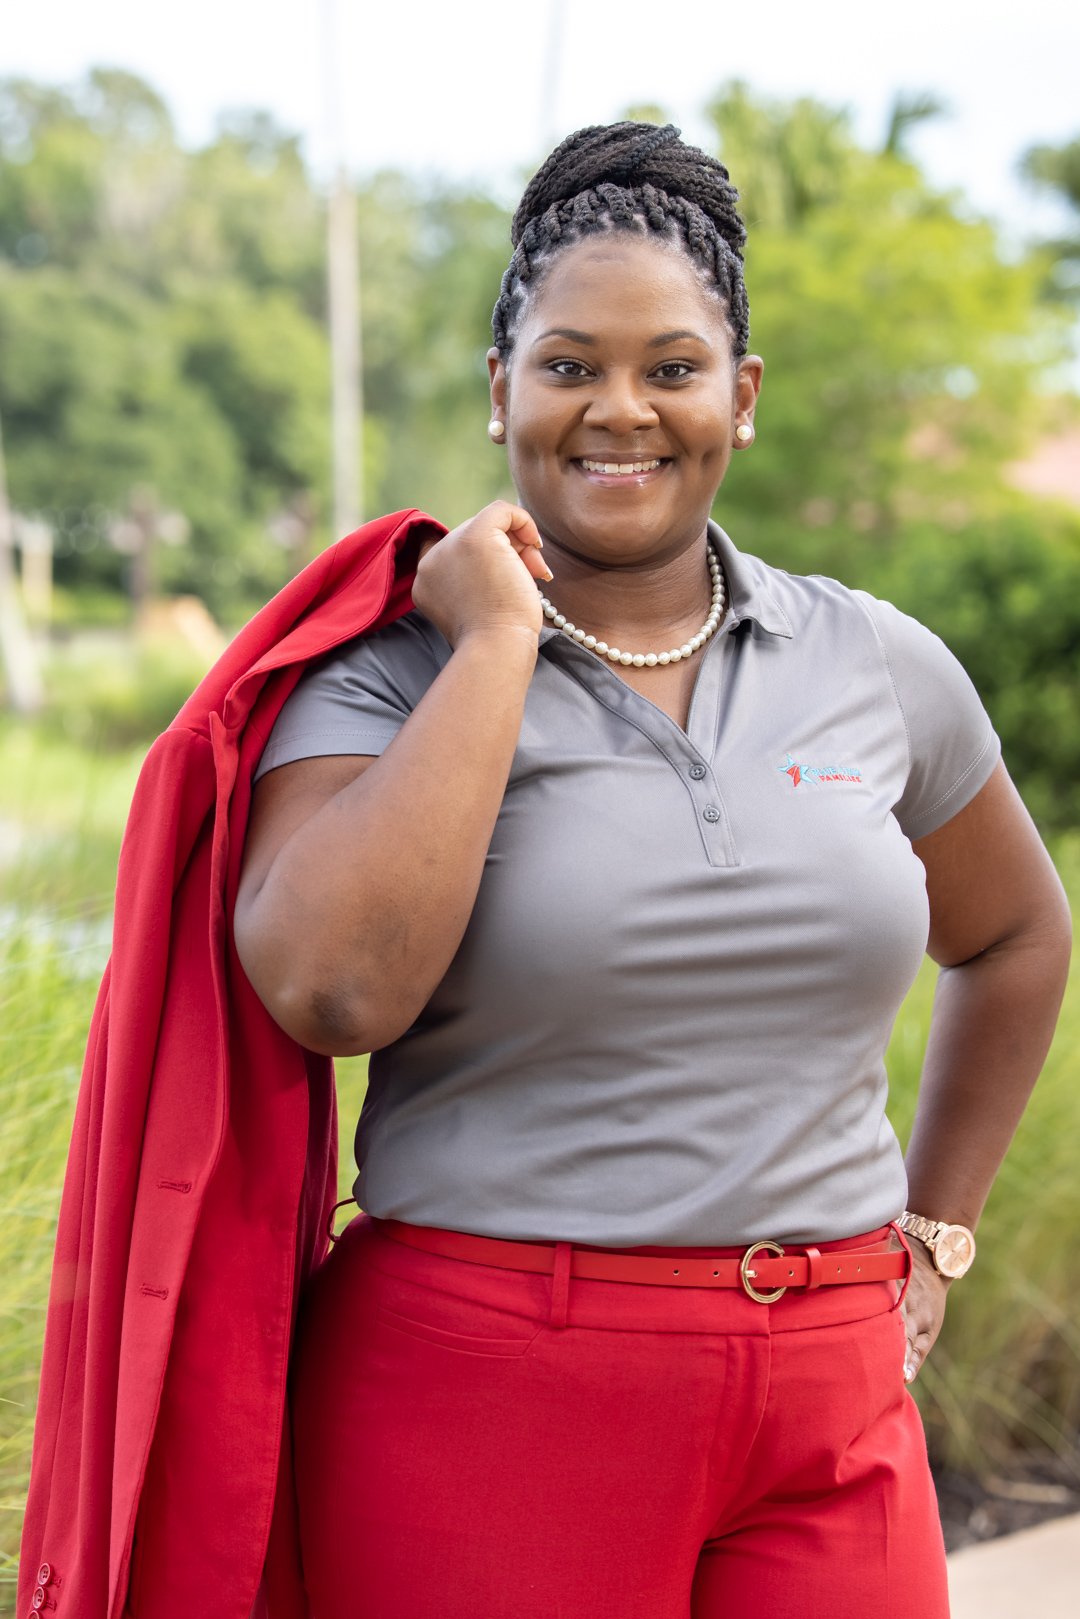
[647,329,710,348]
[532,327,596,346]
[531,327,710,348]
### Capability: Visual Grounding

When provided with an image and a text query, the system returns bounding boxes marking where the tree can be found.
[706,83,1069,578]
[1020,134,1080,303]
[0,71,333,614]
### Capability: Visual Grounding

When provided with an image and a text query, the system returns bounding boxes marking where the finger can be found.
[494,507,552,582]
[904,1329,933,1383]
[489,501,545,554]
[519,545,554,584]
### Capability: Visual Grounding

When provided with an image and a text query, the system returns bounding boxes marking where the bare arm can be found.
[233,502,551,1055]
[899,760,1072,1379]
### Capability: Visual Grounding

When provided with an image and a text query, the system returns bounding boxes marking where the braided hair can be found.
[492,122,749,362]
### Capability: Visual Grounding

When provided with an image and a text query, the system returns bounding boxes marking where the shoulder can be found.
[725,534,955,675]
[717,530,916,659]
[291,608,452,708]
[324,607,450,678]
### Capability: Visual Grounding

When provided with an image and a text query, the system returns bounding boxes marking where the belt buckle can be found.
[740,1239,787,1303]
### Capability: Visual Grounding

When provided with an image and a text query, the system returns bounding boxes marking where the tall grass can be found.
[0,718,1076,1608]
[886,895,1080,1475]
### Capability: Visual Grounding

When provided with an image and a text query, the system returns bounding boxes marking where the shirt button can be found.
[688,763,707,780]
[703,805,721,823]
[32,1590,47,1611]
[36,1565,52,1587]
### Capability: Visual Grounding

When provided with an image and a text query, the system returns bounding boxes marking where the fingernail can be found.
[536,535,544,548]
[904,1362,916,1382]
[542,567,554,582]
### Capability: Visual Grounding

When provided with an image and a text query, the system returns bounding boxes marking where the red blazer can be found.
[19,510,443,1619]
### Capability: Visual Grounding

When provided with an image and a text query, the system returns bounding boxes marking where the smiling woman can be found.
[229,121,1070,1618]
[487,234,760,719]
[21,122,1072,1619]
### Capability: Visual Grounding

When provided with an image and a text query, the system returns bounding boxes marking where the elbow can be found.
[252,975,392,1058]
[236,954,412,1057]
[291,983,406,1057]
[1035,875,1073,969]
[233,899,420,1054]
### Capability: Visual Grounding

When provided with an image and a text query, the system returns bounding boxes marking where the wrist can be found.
[453,624,540,668]
[897,1209,977,1279]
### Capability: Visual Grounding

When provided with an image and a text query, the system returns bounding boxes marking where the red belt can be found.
[371,1218,909,1305]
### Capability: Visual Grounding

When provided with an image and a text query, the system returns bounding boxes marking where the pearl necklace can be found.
[538,544,726,667]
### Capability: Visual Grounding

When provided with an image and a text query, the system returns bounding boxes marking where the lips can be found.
[578,458,664,475]
[572,456,671,486]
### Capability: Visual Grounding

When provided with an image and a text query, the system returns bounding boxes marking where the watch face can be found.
[934,1225,976,1278]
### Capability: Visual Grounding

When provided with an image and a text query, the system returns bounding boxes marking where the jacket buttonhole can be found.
[139,1283,170,1299]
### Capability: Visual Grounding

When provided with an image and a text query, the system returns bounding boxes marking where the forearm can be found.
[904,918,1071,1228]
[241,628,536,1053]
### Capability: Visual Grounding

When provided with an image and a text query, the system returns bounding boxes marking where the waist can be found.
[371,1217,908,1304]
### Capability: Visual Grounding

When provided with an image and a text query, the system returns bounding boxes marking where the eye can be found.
[652,361,695,381]
[547,358,592,379]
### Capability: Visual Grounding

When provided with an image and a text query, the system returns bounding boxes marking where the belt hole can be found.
[836,1264,842,1272]
[857,1264,861,1272]
[713,1269,719,1277]
[788,1269,794,1277]
[672,1267,680,1275]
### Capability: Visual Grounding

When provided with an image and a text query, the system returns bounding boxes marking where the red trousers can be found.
[289,1215,949,1619]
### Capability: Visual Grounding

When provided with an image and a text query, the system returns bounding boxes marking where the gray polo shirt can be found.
[255,524,1000,1246]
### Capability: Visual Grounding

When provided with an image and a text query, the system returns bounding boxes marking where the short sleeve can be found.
[855,594,1001,840]
[253,610,448,782]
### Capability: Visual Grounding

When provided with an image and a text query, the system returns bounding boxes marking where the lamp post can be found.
[323,0,362,538]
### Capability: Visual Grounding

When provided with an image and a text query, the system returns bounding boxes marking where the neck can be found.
[539,530,715,646]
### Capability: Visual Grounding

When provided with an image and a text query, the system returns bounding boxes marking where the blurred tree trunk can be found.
[0,410,43,714]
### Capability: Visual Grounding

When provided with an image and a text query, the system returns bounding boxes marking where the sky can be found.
[3,0,1078,243]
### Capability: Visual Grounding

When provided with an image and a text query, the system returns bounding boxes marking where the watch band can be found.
[898,1212,946,1246]
[897,1210,976,1278]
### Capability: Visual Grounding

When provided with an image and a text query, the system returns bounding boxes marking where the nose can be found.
[583,370,659,434]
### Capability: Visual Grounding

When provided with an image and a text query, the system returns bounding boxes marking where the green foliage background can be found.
[2,69,1079,827]
[1,66,1079,1607]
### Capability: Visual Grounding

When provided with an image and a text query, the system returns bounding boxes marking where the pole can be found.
[0,409,44,714]
[323,0,362,536]
[539,0,566,154]
[328,167,362,534]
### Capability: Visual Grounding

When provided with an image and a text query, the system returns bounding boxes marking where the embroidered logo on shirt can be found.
[777,753,862,788]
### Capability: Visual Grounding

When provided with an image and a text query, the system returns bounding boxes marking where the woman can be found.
[231,123,1071,1617]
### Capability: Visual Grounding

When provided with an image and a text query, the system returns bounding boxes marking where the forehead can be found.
[521,233,730,346]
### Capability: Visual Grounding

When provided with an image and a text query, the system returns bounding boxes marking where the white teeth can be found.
[580,459,662,475]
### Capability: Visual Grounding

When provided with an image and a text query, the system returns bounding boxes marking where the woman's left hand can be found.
[899,1241,951,1383]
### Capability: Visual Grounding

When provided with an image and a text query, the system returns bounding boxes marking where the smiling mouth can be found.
[576,458,666,476]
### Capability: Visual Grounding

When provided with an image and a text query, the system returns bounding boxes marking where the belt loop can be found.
[548,1242,572,1329]
[326,1198,355,1244]
[803,1245,823,1291]
[889,1221,913,1311]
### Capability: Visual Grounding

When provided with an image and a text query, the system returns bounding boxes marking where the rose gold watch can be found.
[897,1211,976,1278]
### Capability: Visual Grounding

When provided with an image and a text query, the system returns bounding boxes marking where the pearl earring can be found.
[735,424,754,443]
[487,419,506,442]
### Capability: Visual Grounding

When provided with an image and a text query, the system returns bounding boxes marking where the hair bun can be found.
[494,120,750,361]
[511,121,739,253]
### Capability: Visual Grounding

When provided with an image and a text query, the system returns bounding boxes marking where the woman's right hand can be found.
[412,501,552,649]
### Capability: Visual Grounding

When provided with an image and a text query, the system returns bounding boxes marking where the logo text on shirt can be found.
[778,753,863,788]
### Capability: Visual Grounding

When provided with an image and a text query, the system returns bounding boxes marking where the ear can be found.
[734,355,764,428]
[487,347,507,424]
[731,355,764,447]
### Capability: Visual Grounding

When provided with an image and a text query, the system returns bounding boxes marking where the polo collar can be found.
[536,524,794,648]
[707,522,793,639]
